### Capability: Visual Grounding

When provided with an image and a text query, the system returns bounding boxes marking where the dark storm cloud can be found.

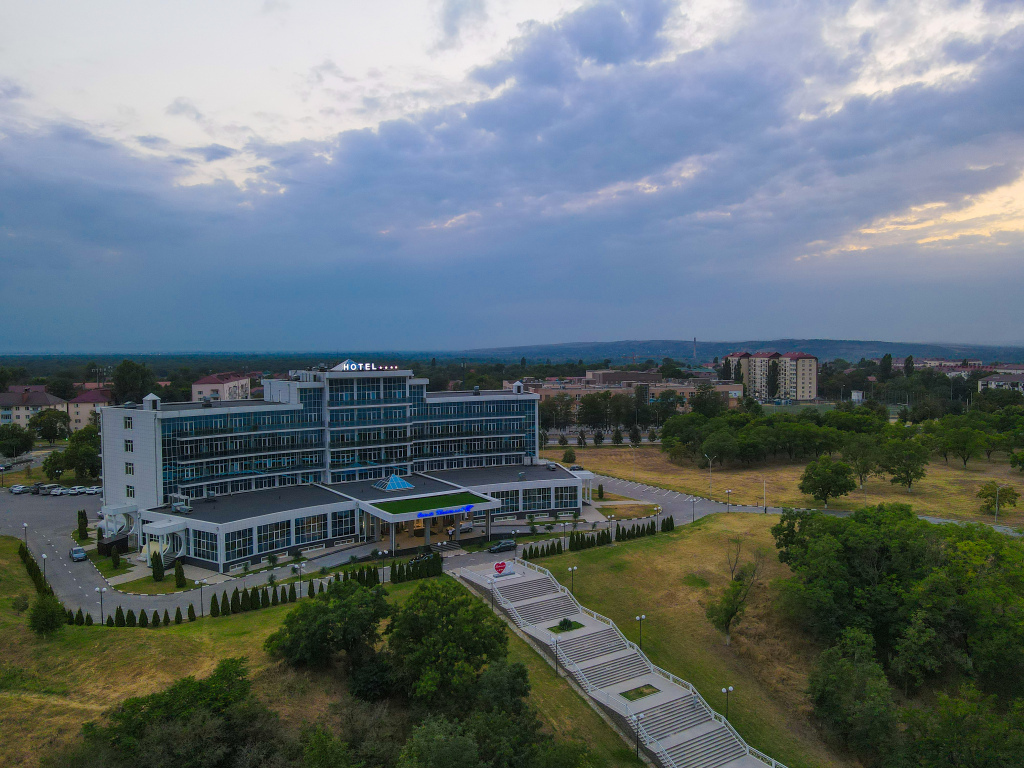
[2,0,1023,352]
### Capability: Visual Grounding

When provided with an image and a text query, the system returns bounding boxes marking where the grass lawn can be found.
[546,445,1024,524]
[1,468,93,488]
[115,573,197,595]
[373,491,487,515]
[548,620,584,633]
[541,513,856,768]
[86,549,131,578]
[1,536,639,768]
[621,683,659,702]
[598,503,658,520]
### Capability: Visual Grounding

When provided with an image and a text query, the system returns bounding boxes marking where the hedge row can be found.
[18,542,54,596]
[391,553,443,583]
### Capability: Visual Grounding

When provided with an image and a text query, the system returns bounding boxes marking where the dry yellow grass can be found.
[550,513,855,768]
[545,445,1024,524]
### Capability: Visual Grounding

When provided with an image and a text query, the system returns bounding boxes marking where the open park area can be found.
[543,445,1024,525]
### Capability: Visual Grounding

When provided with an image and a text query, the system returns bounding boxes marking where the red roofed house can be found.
[66,389,114,432]
[191,372,254,402]
[1,387,67,426]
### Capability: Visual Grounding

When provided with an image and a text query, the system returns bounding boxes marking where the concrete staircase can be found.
[461,562,780,768]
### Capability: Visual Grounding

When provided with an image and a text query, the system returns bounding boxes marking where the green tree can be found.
[265,580,391,668]
[767,360,780,398]
[841,433,879,487]
[903,355,914,377]
[946,427,984,468]
[976,481,1019,514]
[398,716,480,768]
[878,438,929,491]
[0,423,34,458]
[115,606,125,627]
[611,427,623,444]
[29,593,66,635]
[689,383,725,418]
[29,409,70,445]
[174,606,183,625]
[705,556,762,645]
[151,552,164,582]
[561,448,576,464]
[1010,450,1024,473]
[41,450,66,481]
[187,603,196,622]
[46,375,78,401]
[64,425,101,479]
[629,424,641,446]
[301,725,363,768]
[111,359,158,404]
[808,628,897,760]
[798,456,857,507]
[879,353,893,380]
[173,559,186,588]
[389,579,508,705]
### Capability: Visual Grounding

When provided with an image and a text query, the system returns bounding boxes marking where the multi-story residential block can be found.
[98,361,588,573]
[66,389,113,431]
[0,387,67,426]
[726,351,818,401]
[585,369,663,385]
[191,372,254,401]
[978,373,1024,393]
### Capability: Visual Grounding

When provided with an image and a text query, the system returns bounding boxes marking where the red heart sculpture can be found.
[494,561,506,575]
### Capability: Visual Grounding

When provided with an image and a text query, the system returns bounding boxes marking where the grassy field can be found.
[540,513,855,768]
[546,445,1024,524]
[86,549,131,578]
[597,503,659,520]
[0,536,636,768]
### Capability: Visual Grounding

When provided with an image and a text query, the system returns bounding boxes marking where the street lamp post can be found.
[704,454,717,493]
[567,566,578,594]
[654,505,661,530]
[95,586,106,623]
[195,578,208,617]
[722,685,734,719]
[763,476,767,513]
[691,496,696,523]
[635,614,645,649]
[379,549,389,582]
[42,553,47,580]
[726,489,732,513]
[22,522,28,546]
[632,713,645,759]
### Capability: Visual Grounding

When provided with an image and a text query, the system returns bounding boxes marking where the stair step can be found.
[638,696,712,740]
[579,651,650,689]
[558,627,627,664]
[514,595,578,624]
[666,726,747,768]
[495,577,559,603]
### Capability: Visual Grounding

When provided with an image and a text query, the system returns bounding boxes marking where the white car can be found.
[9,485,29,494]
[85,486,102,495]
[49,487,67,496]
[69,486,87,495]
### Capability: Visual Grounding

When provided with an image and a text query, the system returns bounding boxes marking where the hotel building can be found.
[99,362,589,573]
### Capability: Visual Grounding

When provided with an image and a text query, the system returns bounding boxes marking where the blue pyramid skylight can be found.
[373,474,415,492]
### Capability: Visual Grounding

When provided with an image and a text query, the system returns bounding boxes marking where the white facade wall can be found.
[99,405,162,511]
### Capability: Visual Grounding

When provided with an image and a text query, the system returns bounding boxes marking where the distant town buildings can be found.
[978,373,1024,394]
[66,389,114,431]
[191,372,255,402]
[726,352,818,401]
[1,386,67,425]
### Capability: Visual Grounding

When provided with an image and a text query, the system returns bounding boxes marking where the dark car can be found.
[569,465,583,471]
[69,546,88,562]
[488,539,517,553]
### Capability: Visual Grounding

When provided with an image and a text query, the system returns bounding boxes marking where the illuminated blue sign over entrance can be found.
[416,504,475,519]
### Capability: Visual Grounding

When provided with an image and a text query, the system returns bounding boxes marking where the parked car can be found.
[29,482,46,494]
[36,484,58,495]
[49,487,67,496]
[68,546,88,562]
[69,486,87,495]
[488,539,517,553]
[9,485,29,494]
[569,465,583,471]
[85,486,102,495]
[546,463,558,471]
[459,520,474,533]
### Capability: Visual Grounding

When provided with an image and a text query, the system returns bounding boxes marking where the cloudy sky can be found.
[2,0,1023,352]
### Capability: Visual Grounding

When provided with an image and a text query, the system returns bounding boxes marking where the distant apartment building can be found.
[726,352,818,401]
[66,389,114,431]
[515,380,743,419]
[978,373,1024,394]
[585,369,663,385]
[191,372,254,402]
[1,387,67,425]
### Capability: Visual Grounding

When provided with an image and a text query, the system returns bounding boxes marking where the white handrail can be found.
[506,559,788,768]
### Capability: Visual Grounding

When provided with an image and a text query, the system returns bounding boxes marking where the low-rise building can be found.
[0,388,67,426]
[66,389,114,431]
[585,369,663,385]
[191,372,254,402]
[978,373,1024,393]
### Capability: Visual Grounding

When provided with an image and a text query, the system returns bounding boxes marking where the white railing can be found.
[506,559,789,768]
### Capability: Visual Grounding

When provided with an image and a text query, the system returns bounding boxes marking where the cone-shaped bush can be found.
[220,591,230,616]
[271,586,279,606]
[210,594,220,617]
[163,609,171,626]
[188,603,196,621]
[75,608,84,626]
[240,588,250,612]
[318,581,325,594]
[67,609,75,625]
[151,552,164,582]
[106,615,114,627]
[151,610,160,628]
[174,558,186,588]
[260,589,269,608]
[138,610,148,628]
[288,583,297,602]
[85,613,93,626]
[175,606,183,625]
[230,589,241,614]
[115,606,125,627]
[307,579,315,598]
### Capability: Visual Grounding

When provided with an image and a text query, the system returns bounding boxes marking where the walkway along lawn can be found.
[542,513,857,768]
[545,445,1024,525]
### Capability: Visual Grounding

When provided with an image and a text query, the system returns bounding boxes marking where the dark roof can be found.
[326,473,463,502]
[425,462,577,486]
[70,389,114,404]
[426,390,536,398]
[193,372,255,385]
[154,484,348,524]
[0,390,66,407]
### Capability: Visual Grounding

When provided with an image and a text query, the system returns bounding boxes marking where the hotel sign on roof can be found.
[335,359,401,372]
